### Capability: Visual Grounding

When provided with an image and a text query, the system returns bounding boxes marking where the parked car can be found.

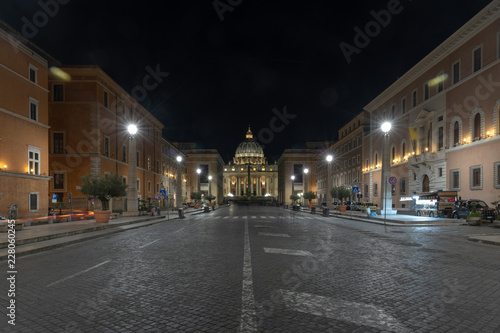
[451,199,496,221]
[345,201,361,211]
[415,203,438,217]
[332,202,340,210]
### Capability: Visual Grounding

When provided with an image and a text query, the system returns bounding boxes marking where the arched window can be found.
[374,153,378,166]
[454,121,460,146]
[427,127,432,151]
[392,146,396,161]
[422,175,430,192]
[474,113,481,140]
[402,142,406,157]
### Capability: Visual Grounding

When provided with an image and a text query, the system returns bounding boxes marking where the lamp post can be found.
[196,168,201,194]
[208,175,212,197]
[124,124,139,216]
[303,168,309,206]
[291,175,295,204]
[326,155,333,209]
[176,156,182,208]
[381,122,396,218]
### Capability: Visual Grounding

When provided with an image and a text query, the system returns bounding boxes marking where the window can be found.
[392,146,396,161]
[148,181,151,193]
[412,90,417,107]
[157,160,160,173]
[122,176,127,185]
[400,178,406,194]
[450,169,460,190]
[391,105,395,119]
[104,137,109,157]
[29,65,37,83]
[427,124,432,151]
[402,142,406,157]
[29,98,38,121]
[28,146,40,175]
[53,132,64,154]
[438,168,443,177]
[473,46,482,72]
[473,113,481,140]
[104,91,109,108]
[53,173,64,190]
[53,84,64,101]
[495,162,500,188]
[147,156,151,171]
[424,82,430,100]
[437,72,444,93]
[29,193,39,212]
[497,32,500,59]
[401,97,406,114]
[470,166,482,190]
[453,121,460,146]
[122,145,127,162]
[438,127,444,150]
[137,151,140,167]
[364,184,369,196]
[374,183,378,196]
[452,61,460,84]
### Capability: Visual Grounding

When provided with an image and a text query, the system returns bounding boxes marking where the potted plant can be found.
[466,202,482,226]
[80,173,127,223]
[303,191,317,209]
[53,202,67,222]
[330,186,351,212]
[190,192,202,208]
[290,194,299,210]
[206,194,216,206]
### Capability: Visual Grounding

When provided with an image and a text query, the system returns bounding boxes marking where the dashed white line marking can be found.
[47,260,111,287]
[173,228,184,233]
[139,238,161,248]
[269,216,276,219]
[242,216,247,219]
[233,216,239,219]
[258,232,290,237]
[239,220,257,332]
[251,216,257,219]
[263,248,313,257]
[278,290,410,332]
[223,216,230,219]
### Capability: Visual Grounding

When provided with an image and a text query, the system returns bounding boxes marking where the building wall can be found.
[0,26,50,219]
[48,66,163,211]
[362,3,500,209]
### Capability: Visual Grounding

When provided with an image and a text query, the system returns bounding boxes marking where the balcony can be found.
[408,150,445,166]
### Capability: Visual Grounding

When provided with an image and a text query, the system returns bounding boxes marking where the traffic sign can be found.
[388,176,397,184]
[352,186,359,194]
[51,194,57,203]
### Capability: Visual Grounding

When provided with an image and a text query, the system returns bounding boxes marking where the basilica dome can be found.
[233,127,266,165]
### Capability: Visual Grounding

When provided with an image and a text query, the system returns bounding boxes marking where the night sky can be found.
[0,0,493,162]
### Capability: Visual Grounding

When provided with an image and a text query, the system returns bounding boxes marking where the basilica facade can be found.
[223,128,278,198]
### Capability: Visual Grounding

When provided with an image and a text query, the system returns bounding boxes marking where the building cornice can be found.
[0,170,51,181]
[365,0,500,111]
[0,107,50,129]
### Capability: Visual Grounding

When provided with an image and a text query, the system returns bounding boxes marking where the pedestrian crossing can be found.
[218,215,313,220]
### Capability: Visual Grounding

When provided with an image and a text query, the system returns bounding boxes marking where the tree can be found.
[190,192,202,202]
[290,194,300,204]
[80,173,127,211]
[303,191,317,205]
[206,194,216,203]
[330,186,351,204]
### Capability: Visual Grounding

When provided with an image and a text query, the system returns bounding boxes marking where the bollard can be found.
[178,208,185,219]
[323,208,330,217]
[311,206,316,214]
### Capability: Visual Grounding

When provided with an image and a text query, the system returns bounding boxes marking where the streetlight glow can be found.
[291,175,295,180]
[208,175,212,181]
[381,122,391,134]
[127,124,138,135]
[196,168,201,174]
[176,156,182,163]
[326,155,333,162]
[304,168,309,174]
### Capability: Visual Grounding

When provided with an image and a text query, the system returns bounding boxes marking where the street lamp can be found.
[303,168,309,206]
[176,155,182,208]
[291,175,295,197]
[196,168,201,194]
[381,122,396,217]
[124,124,139,216]
[208,175,212,197]
[326,155,333,209]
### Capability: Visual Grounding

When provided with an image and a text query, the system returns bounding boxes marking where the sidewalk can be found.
[295,207,500,246]
[0,207,207,261]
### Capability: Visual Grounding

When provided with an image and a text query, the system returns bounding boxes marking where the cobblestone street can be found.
[2,206,500,332]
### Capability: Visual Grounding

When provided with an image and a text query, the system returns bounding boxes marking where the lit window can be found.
[28,146,40,175]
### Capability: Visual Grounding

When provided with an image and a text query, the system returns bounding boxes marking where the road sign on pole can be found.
[51,194,57,203]
[388,177,397,184]
[352,186,359,194]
